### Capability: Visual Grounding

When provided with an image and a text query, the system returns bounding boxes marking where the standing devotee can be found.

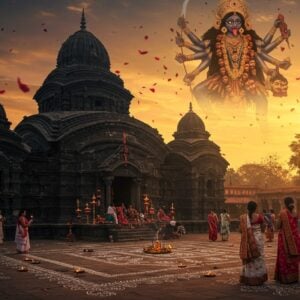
[240,201,268,286]
[220,209,231,241]
[263,209,275,242]
[15,210,33,254]
[270,209,276,232]
[274,197,300,284]
[208,210,219,241]
[0,210,5,244]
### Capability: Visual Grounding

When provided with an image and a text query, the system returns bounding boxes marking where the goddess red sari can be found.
[274,209,300,283]
[208,213,218,241]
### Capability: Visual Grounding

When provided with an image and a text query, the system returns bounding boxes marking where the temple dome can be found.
[0,102,11,129]
[174,103,209,140]
[56,10,110,69]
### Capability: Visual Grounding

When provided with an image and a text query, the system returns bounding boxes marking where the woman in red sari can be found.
[275,197,300,284]
[208,210,219,241]
[15,210,33,254]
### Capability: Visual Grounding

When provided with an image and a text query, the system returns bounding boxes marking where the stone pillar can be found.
[104,176,114,209]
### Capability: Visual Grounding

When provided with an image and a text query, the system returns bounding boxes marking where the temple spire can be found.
[189,102,193,112]
[80,8,86,30]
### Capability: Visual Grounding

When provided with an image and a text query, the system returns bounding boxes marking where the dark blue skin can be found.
[225,14,242,36]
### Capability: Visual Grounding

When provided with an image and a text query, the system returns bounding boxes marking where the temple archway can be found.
[112,177,133,207]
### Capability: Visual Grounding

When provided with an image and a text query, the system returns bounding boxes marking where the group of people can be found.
[0,209,34,254]
[105,203,158,228]
[1,198,299,286]
[208,209,231,242]
[104,204,174,228]
[240,197,300,285]
[208,200,300,285]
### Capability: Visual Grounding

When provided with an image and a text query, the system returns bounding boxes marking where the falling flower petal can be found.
[168,78,172,82]
[115,70,120,74]
[175,73,179,77]
[163,65,168,70]
[138,50,148,55]
[150,88,155,93]
[170,28,174,32]
[17,78,30,93]
[290,108,295,112]
[144,35,149,40]
[280,46,285,52]
[0,90,5,94]
[123,62,129,65]
[43,28,48,32]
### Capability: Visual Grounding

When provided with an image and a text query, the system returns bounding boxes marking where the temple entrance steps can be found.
[109,225,157,242]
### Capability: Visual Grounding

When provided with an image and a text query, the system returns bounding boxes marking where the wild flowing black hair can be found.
[247,201,257,220]
[284,197,294,211]
[202,12,265,84]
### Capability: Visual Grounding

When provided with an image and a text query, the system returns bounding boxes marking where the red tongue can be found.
[233,28,238,36]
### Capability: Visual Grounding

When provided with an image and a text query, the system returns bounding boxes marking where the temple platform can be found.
[3,220,241,242]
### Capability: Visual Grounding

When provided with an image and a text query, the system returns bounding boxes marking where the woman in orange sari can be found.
[274,197,300,284]
[208,210,219,241]
[240,201,268,285]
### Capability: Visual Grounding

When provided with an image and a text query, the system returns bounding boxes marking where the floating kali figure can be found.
[176,0,291,116]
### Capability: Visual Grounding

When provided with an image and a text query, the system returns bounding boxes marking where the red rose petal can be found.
[138,50,148,55]
[17,78,30,93]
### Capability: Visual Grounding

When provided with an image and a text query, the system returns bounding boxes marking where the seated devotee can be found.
[127,205,139,228]
[96,214,105,224]
[162,221,180,240]
[116,206,129,225]
[157,208,171,222]
[105,205,118,224]
[176,223,186,236]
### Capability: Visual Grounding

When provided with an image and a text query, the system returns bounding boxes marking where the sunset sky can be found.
[0,0,299,170]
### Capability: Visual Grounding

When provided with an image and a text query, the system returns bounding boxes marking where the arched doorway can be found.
[112,177,133,207]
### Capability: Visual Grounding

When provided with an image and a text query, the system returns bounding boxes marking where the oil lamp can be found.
[84,203,91,224]
[75,198,82,223]
[91,194,97,225]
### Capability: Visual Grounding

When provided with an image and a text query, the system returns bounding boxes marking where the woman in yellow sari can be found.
[240,201,268,285]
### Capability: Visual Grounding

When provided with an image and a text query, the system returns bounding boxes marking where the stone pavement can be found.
[0,233,299,300]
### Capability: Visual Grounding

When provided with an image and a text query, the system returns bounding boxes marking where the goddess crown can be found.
[215,0,251,30]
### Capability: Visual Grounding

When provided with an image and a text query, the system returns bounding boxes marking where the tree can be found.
[225,155,291,188]
[289,134,300,175]
[224,168,242,186]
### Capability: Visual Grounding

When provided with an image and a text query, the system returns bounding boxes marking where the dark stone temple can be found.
[0,11,228,224]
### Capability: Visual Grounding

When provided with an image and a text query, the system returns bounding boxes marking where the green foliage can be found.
[289,134,300,175]
[225,155,291,188]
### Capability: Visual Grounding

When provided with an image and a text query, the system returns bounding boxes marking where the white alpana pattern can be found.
[0,239,299,297]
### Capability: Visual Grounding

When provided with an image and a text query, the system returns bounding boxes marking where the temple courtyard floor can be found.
[0,233,299,300]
